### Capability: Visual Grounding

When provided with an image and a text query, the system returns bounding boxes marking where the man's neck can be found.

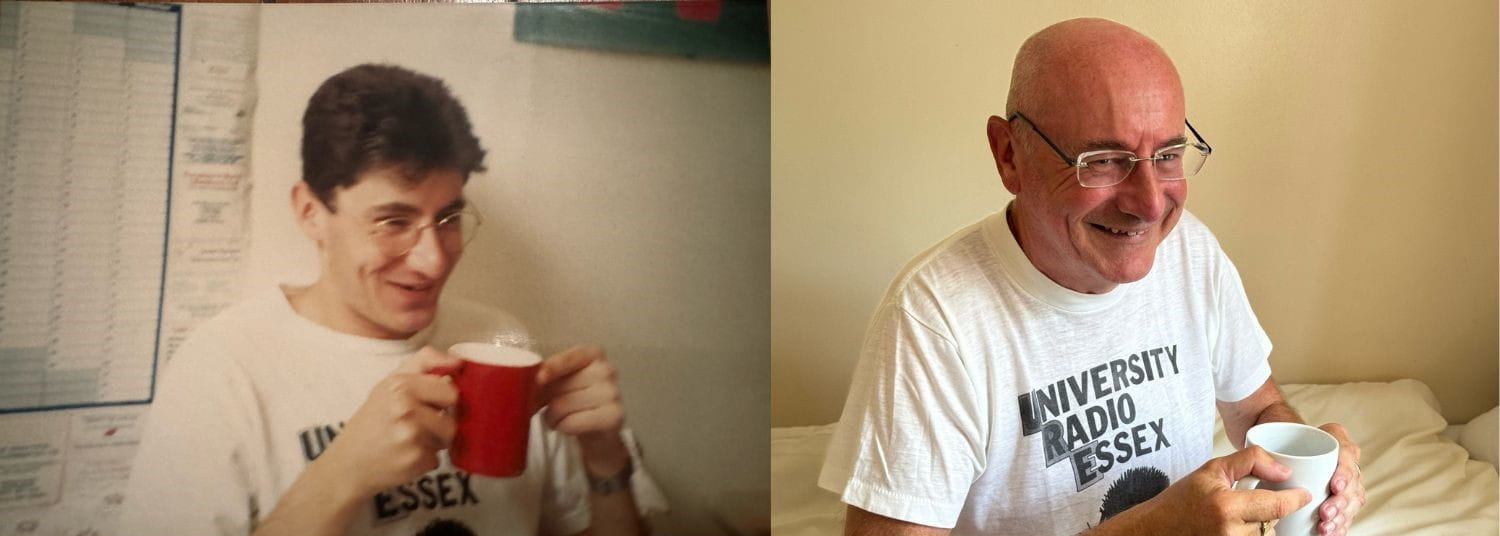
[1005,203,1118,295]
[282,281,415,340]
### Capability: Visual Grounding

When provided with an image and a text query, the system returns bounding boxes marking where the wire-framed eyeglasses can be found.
[1008,112,1213,188]
[369,209,481,258]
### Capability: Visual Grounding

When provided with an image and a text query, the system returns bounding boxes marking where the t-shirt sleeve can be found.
[1210,249,1274,402]
[118,335,263,535]
[538,427,670,536]
[817,302,986,529]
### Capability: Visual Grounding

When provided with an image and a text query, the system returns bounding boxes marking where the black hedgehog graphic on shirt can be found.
[415,518,477,536]
[1099,466,1171,521]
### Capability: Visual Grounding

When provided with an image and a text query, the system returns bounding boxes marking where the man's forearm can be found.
[1254,401,1303,426]
[252,455,366,536]
[842,506,951,536]
[1075,493,1164,536]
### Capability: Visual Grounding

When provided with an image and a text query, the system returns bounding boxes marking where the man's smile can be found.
[1089,222,1149,239]
[387,279,439,302]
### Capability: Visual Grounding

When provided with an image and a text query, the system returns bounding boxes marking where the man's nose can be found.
[403,226,452,277]
[1115,160,1168,222]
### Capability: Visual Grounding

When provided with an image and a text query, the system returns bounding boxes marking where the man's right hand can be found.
[253,347,462,536]
[1091,446,1312,536]
[313,346,462,497]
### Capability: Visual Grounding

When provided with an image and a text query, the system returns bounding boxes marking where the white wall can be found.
[249,5,767,533]
[772,1,1499,426]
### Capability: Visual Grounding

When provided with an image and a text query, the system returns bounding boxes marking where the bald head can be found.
[1006,18,1183,124]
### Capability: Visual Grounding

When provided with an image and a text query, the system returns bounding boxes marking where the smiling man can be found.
[818,19,1365,536]
[121,64,663,536]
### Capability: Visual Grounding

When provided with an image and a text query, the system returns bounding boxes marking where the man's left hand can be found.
[1315,423,1365,536]
[536,344,630,472]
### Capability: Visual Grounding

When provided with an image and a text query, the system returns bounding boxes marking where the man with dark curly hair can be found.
[121,64,663,536]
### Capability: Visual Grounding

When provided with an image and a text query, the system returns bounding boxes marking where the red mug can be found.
[447,342,542,478]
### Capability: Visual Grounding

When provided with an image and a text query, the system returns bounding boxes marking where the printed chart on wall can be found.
[0,3,258,534]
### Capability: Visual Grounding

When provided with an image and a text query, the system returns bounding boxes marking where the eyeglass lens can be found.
[374,212,480,256]
[1076,145,1208,187]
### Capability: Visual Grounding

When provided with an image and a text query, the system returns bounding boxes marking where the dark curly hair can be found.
[301,64,487,210]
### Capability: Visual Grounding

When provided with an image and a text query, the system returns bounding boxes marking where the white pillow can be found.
[1458,406,1499,466]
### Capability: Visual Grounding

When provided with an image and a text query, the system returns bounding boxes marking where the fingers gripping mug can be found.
[447,343,542,478]
[1232,422,1340,536]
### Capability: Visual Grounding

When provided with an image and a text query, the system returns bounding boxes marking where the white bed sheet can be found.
[772,380,1498,535]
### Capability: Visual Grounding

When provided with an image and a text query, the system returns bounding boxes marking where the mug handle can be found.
[1234,475,1261,490]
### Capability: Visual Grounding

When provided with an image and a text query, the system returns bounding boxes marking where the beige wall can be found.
[249,5,768,533]
[772,1,1498,426]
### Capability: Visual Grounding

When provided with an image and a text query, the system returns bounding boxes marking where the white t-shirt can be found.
[120,286,666,536]
[818,209,1272,535]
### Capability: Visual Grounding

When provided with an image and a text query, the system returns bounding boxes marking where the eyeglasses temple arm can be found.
[1008,112,1082,167]
[1185,119,1211,154]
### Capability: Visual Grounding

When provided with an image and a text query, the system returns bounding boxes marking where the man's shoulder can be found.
[883,214,999,301]
[190,287,287,337]
[165,289,286,368]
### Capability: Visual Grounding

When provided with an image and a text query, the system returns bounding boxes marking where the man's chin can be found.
[380,307,438,338]
[1099,260,1156,285]
[1083,249,1158,285]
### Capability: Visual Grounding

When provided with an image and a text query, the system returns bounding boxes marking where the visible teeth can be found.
[1104,226,1142,237]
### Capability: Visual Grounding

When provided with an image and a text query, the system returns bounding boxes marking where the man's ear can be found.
[987,115,1023,195]
[290,181,327,247]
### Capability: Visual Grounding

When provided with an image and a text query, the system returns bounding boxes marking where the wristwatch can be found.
[587,457,635,495]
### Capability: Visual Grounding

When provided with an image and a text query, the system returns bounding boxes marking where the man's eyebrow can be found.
[365,202,421,217]
[363,198,467,217]
[441,198,467,213]
[1077,135,1191,153]
[1079,139,1132,152]
[1158,135,1189,150]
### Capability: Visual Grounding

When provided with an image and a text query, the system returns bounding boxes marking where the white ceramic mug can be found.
[1232,422,1339,536]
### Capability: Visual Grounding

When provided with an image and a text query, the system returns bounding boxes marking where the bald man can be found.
[818,18,1365,536]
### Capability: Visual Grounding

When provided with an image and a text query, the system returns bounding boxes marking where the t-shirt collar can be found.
[273,284,437,356]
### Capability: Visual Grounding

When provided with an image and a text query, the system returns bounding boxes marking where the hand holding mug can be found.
[536,344,630,472]
[443,343,629,479]
[1123,444,1309,536]
[1311,423,1364,536]
[317,347,461,496]
[1233,422,1343,536]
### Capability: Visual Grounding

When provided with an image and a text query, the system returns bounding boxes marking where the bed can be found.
[772,380,1499,535]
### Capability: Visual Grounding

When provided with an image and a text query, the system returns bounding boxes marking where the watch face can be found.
[588,459,635,494]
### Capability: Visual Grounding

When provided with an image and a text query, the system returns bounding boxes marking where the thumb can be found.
[1222,446,1293,485]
